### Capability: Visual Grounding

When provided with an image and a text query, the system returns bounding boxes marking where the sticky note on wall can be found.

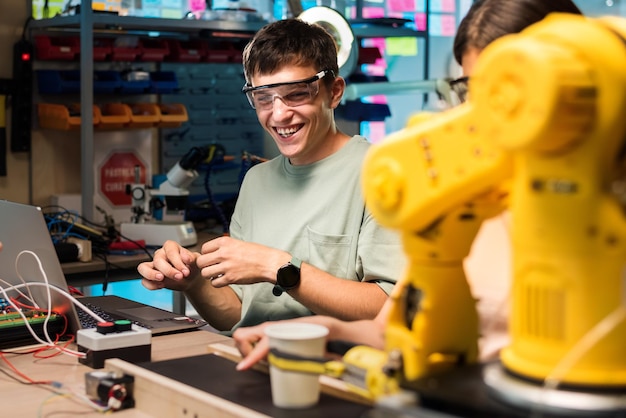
[386,37,418,56]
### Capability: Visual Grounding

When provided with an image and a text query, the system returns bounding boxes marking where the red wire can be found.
[34,334,81,358]
[10,296,39,310]
[0,352,54,385]
[68,286,84,296]
[3,303,72,347]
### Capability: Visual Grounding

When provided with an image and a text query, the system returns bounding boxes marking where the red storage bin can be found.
[205,42,242,63]
[93,38,113,61]
[140,39,170,61]
[35,36,79,60]
[167,39,207,63]
[111,37,142,61]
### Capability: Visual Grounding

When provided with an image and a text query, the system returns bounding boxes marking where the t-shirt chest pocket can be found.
[306,226,353,279]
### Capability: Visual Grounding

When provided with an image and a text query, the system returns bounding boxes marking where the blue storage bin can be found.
[149,71,179,94]
[120,71,150,94]
[38,70,124,94]
[120,77,150,94]
[93,71,122,93]
[37,70,81,94]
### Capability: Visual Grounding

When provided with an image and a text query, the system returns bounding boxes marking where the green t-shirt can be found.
[227,135,406,332]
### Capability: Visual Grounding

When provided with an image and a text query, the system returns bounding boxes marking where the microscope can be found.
[119,146,213,247]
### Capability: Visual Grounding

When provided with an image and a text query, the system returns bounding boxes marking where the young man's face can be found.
[247,65,343,166]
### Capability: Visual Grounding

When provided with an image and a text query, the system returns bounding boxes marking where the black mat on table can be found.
[138,353,372,418]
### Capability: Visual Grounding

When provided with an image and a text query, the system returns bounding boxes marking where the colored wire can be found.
[4,282,107,324]
[0,352,55,385]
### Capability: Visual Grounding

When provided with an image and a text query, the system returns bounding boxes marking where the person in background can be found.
[137,19,405,334]
[233,0,583,370]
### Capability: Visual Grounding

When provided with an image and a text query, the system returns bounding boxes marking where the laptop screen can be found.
[0,200,81,333]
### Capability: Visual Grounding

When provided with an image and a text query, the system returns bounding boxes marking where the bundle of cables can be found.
[43,207,111,260]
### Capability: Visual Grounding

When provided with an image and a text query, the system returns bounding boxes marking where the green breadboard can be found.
[0,310,67,349]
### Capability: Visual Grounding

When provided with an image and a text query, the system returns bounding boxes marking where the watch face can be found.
[277,264,300,289]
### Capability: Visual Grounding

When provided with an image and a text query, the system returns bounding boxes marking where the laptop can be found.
[0,200,206,337]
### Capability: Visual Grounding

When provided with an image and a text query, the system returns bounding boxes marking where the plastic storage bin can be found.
[205,42,242,63]
[38,70,125,94]
[119,71,151,94]
[140,39,170,61]
[167,40,207,62]
[93,71,122,93]
[158,103,188,128]
[97,103,132,130]
[37,70,81,94]
[38,103,100,130]
[127,103,160,128]
[93,38,113,61]
[110,37,142,61]
[35,36,79,60]
[149,71,178,93]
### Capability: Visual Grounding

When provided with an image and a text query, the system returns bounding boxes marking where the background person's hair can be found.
[242,18,339,88]
[453,0,583,65]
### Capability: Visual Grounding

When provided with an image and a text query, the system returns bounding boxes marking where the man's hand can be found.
[137,240,200,291]
[196,236,289,287]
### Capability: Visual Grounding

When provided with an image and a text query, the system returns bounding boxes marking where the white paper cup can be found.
[264,322,329,409]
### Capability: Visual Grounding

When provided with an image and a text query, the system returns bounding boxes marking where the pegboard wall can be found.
[159,62,265,223]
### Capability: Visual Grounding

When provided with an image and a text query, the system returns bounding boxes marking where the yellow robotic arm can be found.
[363,12,626,390]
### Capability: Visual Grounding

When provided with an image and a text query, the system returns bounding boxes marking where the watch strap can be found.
[290,256,302,269]
[273,256,302,296]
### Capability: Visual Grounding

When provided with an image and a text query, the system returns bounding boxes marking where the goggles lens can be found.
[449,76,469,104]
[243,70,332,110]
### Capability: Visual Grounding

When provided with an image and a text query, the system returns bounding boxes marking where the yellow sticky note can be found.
[386,37,418,56]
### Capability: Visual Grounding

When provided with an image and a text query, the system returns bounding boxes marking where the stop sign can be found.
[99,151,147,206]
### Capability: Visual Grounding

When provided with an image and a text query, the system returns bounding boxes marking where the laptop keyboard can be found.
[77,301,153,329]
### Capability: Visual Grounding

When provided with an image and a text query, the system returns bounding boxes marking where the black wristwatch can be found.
[273,257,302,296]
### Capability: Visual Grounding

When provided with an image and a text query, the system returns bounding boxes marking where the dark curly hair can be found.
[242,18,339,89]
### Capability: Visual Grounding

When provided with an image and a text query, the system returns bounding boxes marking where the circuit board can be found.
[0,310,67,349]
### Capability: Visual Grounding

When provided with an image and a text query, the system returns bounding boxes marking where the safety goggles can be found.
[449,76,469,104]
[242,70,333,111]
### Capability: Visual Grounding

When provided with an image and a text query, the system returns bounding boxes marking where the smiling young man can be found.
[137,18,405,334]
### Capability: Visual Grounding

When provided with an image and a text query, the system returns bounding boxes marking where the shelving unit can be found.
[29,2,429,221]
[29,2,264,222]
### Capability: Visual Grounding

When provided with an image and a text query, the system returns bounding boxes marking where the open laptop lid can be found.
[0,200,81,333]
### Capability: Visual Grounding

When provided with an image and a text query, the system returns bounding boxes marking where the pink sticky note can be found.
[441,14,456,36]
[415,12,427,31]
[363,7,385,18]
[189,0,206,12]
[387,0,416,12]
[441,0,455,12]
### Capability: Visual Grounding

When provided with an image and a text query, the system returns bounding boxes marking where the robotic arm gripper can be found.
[362,12,626,392]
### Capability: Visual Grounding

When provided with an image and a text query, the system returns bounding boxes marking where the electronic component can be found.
[77,322,151,369]
[53,242,80,263]
[85,370,135,411]
[67,237,93,262]
[0,310,66,349]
